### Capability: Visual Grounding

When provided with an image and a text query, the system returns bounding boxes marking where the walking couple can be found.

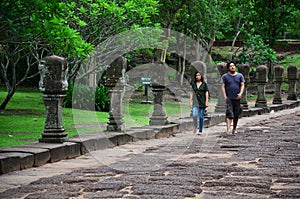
[190,61,245,136]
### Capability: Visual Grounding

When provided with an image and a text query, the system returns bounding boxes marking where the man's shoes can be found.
[220,132,229,138]
[197,131,202,136]
[232,130,237,135]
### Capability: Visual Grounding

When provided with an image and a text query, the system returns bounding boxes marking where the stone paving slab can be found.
[0,101,298,177]
[0,147,49,167]
[0,153,31,174]
[126,128,157,141]
[0,105,299,198]
[69,133,116,153]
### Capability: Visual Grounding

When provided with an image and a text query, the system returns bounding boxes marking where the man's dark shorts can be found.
[226,98,242,119]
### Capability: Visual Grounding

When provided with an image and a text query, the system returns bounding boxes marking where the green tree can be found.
[155,0,229,85]
[250,0,300,46]
[237,34,277,79]
[0,0,160,110]
[65,0,160,80]
[0,0,92,110]
[221,0,300,46]
[238,34,276,66]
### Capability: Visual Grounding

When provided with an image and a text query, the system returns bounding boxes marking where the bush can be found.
[238,34,276,66]
[63,82,110,112]
[95,84,109,112]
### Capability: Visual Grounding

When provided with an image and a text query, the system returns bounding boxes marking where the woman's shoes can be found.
[193,127,203,135]
[193,127,197,133]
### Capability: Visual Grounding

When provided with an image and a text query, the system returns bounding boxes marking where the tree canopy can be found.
[0,0,299,109]
[0,0,160,109]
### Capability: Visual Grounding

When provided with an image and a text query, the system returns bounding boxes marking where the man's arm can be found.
[237,82,245,100]
[205,91,209,107]
[221,83,227,100]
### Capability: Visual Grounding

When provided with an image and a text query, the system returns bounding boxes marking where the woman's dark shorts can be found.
[226,98,242,119]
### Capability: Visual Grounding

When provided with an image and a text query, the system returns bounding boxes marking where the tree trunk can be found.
[175,33,181,81]
[202,32,215,63]
[196,37,201,61]
[180,35,187,86]
[0,88,16,110]
[161,28,171,62]
[177,56,182,81]
[231,13,243,52]
[160,2,184,63]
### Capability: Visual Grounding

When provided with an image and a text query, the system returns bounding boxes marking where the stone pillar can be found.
[38,55,68,143]
[287,65,298,100]
[238,64,250,110]
[272,66,284,104]
[149,62,168,125]
[214,62,227,112]
[106,56,127,132]
[255,65,268,108]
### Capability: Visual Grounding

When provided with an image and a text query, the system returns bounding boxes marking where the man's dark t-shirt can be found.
[221,73,245,100]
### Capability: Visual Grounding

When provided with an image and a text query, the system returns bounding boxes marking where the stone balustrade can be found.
[37,54,298,142]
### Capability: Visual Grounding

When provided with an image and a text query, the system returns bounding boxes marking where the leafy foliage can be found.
[248,0,300,46]
[237,34,276,66]
[95,84,110,112]
[63,82,109,112]
[1,0,299,110]
[0,0,160,109]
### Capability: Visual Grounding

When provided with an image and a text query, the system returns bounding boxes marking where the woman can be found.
[189,71,209,135]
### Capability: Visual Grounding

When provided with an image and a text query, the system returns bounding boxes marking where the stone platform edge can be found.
[0,100,299,175]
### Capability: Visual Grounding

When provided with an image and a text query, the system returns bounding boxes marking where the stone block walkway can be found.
[0,103,299,198]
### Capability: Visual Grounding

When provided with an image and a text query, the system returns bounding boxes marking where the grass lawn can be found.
[0,88,189,149]
[278,54,300,69]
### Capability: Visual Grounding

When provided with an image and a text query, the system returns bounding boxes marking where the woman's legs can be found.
[192,106,199,132]
[199,108,205,133]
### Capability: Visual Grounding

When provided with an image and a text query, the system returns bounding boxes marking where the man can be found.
[221,61,245,135]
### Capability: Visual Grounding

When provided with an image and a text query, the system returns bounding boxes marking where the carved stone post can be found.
[287,65,298,100]
[106,56,127,132]
[38,55,68,143]
[149,62,168,125]
[255,65,268,108]
[238,64,250,110]
[214,62,227,112]
[272,66,284,104]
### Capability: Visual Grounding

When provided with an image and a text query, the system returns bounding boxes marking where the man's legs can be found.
[233,118,238,131]
[226,118,232,134]
[232,100,242,134]
[225,98,234,134]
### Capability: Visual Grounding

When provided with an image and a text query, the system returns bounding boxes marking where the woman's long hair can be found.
[193,71,206,83]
